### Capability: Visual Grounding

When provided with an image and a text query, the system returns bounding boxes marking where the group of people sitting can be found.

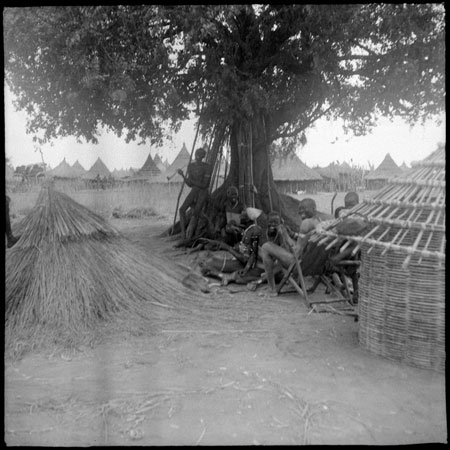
[195,183,360,296]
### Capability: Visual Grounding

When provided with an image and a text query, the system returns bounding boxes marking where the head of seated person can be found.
[266,211,282,237]
[298,198,320,234]
[344,191,359,208]
[335,192,359,218]
[226,185,239,204]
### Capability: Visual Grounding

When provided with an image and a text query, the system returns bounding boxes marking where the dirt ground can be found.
[4,217,447,446]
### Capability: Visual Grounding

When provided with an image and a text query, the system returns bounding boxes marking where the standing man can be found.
[178,147,212,240]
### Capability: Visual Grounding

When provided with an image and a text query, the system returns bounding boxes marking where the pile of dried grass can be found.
[112,206,158,219]
[5,185,208,357]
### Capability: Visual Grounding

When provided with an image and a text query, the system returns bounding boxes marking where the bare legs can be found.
[261,242,295,294]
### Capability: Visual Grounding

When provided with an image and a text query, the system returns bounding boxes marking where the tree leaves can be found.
[4,4,445,146]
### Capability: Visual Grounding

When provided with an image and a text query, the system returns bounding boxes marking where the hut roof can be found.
[400,161,409,171]
[14,163,47,178]
[112,168,125,178]
[71,160,86,177]
[154,153,163,165]
[338,161,353,174]
[316,162,341,180]
[364,153,402,181]
[50,158,77,178]
[83,157,111,179]
[311,144,446,267]
[272,154,322,181]
[155,143,191,182]
[137,153,161,178]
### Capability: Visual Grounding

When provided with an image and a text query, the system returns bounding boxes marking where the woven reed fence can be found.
[359,238,445,372]
[309,145,445,372]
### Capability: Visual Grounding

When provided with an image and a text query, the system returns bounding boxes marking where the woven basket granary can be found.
[310,144,445,372]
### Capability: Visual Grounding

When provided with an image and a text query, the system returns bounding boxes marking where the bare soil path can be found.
[4,217,447,446]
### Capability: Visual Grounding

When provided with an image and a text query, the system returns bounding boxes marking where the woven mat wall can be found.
[359,243,445,372]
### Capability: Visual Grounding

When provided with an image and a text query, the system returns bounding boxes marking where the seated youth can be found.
[261,200,321,294]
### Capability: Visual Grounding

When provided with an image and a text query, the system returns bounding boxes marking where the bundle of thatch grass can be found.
[5,183,210,357]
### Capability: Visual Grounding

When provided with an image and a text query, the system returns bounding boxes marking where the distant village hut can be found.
[153,153,167,174]
[364,153,403,190]
[50,158,77,179]
[316,162,362,192]
[48,158,83,191]
[137,153,161,179]
[14,163,47,185]
[123,153,162,186]
[82,157,112,189]
[71,160,87,178]
[156,142,191,184]
[310,144,445,372]
[272,154,322,194]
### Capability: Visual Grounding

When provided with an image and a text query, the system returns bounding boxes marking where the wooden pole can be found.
[171,115,202,235]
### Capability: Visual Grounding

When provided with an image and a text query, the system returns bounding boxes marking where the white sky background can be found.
[4,88,445,172]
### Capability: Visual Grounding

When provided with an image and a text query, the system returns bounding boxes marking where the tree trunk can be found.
[210,114,299,229]
[166,114,301,242]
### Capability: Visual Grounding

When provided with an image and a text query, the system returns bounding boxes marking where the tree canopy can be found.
[4,4,445,147]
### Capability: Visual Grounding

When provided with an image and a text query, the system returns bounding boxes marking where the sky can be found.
[4,88,445,172]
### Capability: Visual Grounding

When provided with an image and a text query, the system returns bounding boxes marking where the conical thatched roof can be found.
[71,160,86,177]
[400,161,409,171]
[165,143,191,179]
[112,168,127,178]
[83,157,111,179]
[338,161,353,174]
[154,153,167,173]
[272,154,322,181]
[316,162,341,180]
[50,158,77,178]
[364,153,402,180]
[137,152,161,178]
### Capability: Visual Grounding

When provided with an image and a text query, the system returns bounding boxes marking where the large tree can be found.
[4,4,445,230]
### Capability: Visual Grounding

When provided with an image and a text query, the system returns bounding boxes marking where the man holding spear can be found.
[177,147,212,240]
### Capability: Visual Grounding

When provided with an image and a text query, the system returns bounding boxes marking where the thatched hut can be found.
[310,144,445,372]
[13,163,47,185]
[50,158,78,179]
[272,154,322,194]
[364,153,402,190]
[158,142,191,183]
[71,160,87,178]
[137,152,161,178]
[154,153,167,174]
[83,157,111,180]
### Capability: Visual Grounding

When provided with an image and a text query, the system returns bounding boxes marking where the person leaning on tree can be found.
[177,147,212,240]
